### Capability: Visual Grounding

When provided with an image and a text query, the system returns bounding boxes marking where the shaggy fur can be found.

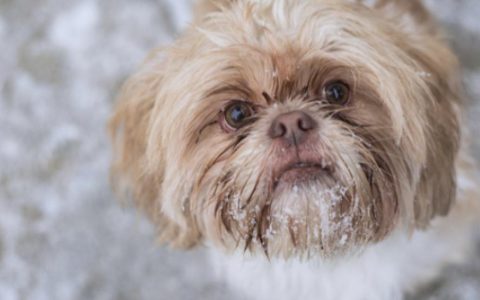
[110,0,479,298]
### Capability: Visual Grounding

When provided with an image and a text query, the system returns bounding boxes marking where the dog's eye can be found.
[222,101,254,131]
[324,81,350,105]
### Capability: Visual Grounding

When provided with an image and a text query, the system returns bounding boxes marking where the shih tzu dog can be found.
[109,0,480,299]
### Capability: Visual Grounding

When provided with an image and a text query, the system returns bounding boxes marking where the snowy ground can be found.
[0,1,479,299]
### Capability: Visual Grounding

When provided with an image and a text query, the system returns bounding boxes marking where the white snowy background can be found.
[0,0,479,299]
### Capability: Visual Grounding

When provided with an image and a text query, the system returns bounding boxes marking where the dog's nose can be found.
[268,111,317,145]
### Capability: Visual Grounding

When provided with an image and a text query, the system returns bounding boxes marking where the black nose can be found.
[268,111,317,145]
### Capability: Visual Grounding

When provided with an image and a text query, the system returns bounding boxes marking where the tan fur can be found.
[109,0,473,258]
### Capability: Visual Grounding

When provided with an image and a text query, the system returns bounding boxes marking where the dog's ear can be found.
[109,49,201,248]
[414,58,462,227]
[370,0,463,227]
[405,37,463,228]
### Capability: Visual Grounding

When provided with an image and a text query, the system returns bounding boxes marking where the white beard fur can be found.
[208,168,479,300]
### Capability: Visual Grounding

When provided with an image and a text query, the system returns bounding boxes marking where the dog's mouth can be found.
[273,160,333,191]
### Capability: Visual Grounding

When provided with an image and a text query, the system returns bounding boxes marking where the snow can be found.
[0,0,479,299]
[49,1,100,52]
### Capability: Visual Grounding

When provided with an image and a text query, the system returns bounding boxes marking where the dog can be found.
[109,0,480,299]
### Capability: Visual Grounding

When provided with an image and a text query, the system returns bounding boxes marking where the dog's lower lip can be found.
[274,161,331,189]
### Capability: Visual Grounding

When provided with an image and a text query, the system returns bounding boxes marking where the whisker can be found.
[244,228,254,252]
[237,169,255,206]
[258,202,272,258]
[232,133,249,151]
[288,218,298,248]
[221,201,233,234]
[241,169,263,209]
[262,91,274,105]
[197,140,237,187]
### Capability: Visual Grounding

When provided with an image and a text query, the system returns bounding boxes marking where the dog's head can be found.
[110,1,462,258]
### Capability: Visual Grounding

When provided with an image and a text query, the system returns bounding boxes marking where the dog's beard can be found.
[268,182,352,256]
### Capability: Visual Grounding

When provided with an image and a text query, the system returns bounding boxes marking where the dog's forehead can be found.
[194,11,388,103]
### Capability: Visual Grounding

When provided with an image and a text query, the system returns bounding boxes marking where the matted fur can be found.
[110,0,470,260]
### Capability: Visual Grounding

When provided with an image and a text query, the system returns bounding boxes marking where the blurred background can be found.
[0,0,479,299]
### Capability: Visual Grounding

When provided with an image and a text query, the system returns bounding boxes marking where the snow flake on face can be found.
[416,71,432,78]
[339,234,348,246]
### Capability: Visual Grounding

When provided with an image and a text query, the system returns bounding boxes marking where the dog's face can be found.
[111,1,462,258]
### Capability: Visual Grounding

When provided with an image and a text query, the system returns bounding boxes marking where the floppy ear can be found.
[405,35,463,227]
[109,49,201,248]
[413,55,462,227]
[370,0,463,226]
